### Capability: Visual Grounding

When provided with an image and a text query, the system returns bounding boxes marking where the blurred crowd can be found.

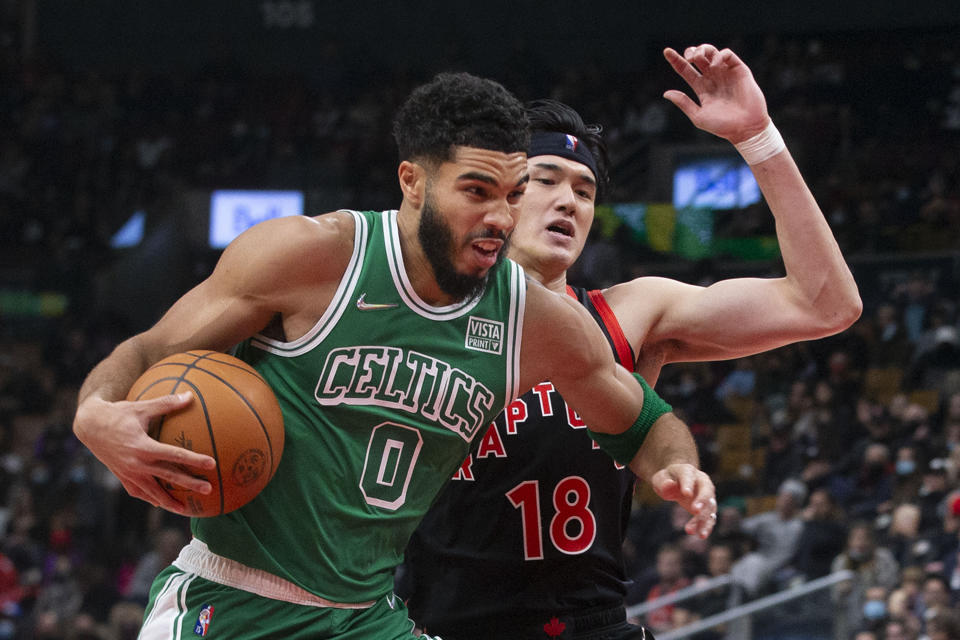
[625,291,960,639]
[0,14,959,640]
[2,26,959,291]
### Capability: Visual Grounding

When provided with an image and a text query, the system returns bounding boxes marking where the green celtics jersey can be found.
[193,209,526,604]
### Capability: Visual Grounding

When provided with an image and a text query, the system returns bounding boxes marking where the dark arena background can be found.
[0,1,959,638]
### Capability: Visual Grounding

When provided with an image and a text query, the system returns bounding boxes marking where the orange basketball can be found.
[126,350,284,517]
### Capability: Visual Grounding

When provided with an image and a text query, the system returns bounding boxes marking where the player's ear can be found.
[398,160,426,208]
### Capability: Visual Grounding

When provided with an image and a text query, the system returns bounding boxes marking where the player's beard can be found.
[418,192,509,302]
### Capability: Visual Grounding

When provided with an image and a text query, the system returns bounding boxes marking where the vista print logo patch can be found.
[465,316,503,355]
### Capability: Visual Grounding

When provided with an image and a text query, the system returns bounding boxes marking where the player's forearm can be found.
[77,336,152,404]
[751,147,862,331]
[628,412,700,483]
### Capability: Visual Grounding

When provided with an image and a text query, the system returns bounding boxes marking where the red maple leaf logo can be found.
[544,616,566,638]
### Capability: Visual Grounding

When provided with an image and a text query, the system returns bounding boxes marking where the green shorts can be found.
[140,565,441,640]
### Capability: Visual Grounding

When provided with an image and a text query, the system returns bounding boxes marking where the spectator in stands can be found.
[714,358,757,403]
[884,503,928,568]
[712,501,755,561]
[905,326,960,394]
[864,302,914,368]
[916,459,952,535]
[638,542,692,634]
[808,379,860,468]
[672,540,742,640]
[887,565,925,630]
[837,442,895,520]
[31,553,83,639]
[926,608,960,640]
[918,573,953,632]
[832,521,901,640]
[883,616,920,640]
[784,379,816,440]
[791,487,849,580]
[912,303,957,364]
[862,585,892,631]
[123,525,187,605]
[763,415,807,496]
[624,501,698,589]
[731,478,807,595]
[934,492,960,596]
[943,393,960,453]
[890,443,926,507]
[825,348,864,405]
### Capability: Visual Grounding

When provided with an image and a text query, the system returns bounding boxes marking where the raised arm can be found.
[73,212,354,513]
[605,44,861,366]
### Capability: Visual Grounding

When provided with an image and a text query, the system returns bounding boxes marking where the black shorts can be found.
[425,605,655,640]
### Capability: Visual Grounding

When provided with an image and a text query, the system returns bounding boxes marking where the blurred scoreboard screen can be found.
[209,190,304,249]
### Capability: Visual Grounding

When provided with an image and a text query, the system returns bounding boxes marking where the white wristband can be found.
[734,120,786,165]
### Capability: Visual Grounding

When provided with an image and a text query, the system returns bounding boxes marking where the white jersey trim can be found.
[173,538,376,609]
[250,210,367,357]
[382,210,483,320]
[506,260,525,403]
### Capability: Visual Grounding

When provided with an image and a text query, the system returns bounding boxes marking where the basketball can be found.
[126,350,285,517]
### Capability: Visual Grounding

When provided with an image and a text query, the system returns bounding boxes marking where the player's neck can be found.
[532,269,568,295]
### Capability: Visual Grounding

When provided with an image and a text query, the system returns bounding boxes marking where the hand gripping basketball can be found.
[126,350,285,517]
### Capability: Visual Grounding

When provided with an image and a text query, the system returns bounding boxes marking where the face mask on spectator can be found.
[896,459,916,475]
[849,550,870,563]
[863,599,886,620]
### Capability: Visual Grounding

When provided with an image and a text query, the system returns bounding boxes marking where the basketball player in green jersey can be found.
[72,72,715,639]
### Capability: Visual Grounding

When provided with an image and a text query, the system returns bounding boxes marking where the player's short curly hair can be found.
[393,72,530,166]
[526,99,610,201]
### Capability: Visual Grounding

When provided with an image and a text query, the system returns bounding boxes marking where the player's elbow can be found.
[814,289,863,337]
[829,289,863,333]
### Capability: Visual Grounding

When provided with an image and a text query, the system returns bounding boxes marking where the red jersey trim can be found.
[565,286,634,371]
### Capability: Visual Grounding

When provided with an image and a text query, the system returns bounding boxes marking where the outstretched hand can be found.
[73,392,216,514]
[650,463,717,539]
[662,44,770,144]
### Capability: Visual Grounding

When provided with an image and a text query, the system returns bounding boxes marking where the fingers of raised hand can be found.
[684,44,719,69]
[664,48,702,89]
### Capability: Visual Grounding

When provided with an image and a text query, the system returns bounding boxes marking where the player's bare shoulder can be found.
[602,275,702,341]
[223,211,356,281]
[210,211,359,342]
[602,275,699,314]
[302,210,358,269]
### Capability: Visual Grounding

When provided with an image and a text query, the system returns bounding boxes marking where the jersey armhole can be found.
[585,289,635,371]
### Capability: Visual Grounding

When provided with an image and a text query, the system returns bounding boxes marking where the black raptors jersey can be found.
[401,286,637,637]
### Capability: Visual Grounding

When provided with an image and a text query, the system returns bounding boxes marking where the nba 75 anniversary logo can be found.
[465,316,503,355]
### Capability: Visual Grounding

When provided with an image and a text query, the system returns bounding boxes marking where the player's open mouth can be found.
[546,220,574,237]
[472,240,502,267]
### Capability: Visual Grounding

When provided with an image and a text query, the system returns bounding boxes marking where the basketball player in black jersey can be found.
[400,44,862,639]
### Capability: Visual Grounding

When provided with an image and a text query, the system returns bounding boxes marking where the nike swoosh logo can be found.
[356,293,399,311]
